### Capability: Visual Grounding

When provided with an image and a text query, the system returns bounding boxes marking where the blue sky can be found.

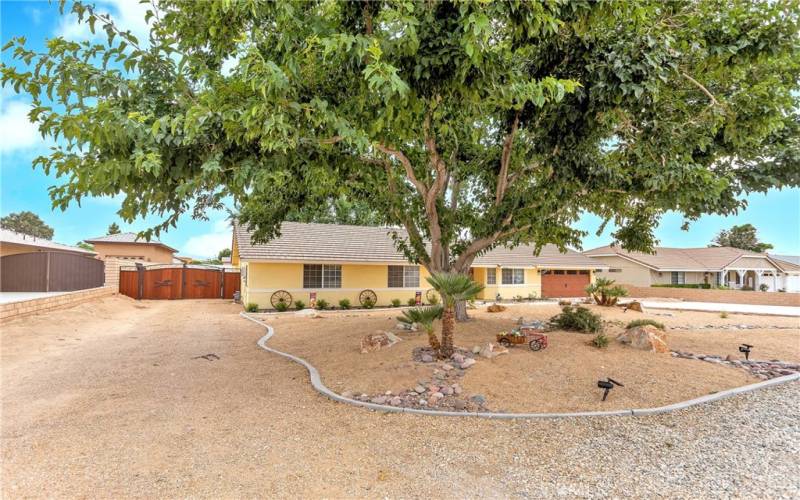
[1,1,799,258]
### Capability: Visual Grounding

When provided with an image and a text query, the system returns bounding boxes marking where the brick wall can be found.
[622,285,800,307]
[0,287,116,322]
[102,257,127,292]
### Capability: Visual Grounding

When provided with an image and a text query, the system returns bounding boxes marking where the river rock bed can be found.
[671,351,800,379]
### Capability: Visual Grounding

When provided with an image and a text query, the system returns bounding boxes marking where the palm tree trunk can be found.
[454,300,469,321]
[426,326,441,352]
[439,306,455,358]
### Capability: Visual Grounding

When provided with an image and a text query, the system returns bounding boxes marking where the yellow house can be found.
[232,222,604,309]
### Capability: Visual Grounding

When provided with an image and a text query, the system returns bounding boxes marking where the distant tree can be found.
[76,241,94,251]
[0,211,54,239]
[711,224,773,253]
[217,248,231,260]
[107,222,121,235]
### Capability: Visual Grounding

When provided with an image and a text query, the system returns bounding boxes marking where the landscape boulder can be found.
[487,304,506,313]
[478,342,509,359]
[624,301,644,313]
[617,325,669,353]
[360,331,401,354]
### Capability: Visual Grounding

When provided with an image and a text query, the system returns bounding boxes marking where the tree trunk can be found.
[454,300,469,321]
[439,306,455,358]
[425,327,441,352]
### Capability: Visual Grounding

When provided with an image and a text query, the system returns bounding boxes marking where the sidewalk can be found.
[635,299,800,318]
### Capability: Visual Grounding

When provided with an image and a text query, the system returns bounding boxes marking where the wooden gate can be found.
[119,264,240,300]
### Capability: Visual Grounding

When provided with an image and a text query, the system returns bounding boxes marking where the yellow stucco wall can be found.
[241,262,433,309]
[91,242,175,263]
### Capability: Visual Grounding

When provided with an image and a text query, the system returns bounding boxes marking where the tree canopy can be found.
[107,222,121,234]
[0,211,55,239]
[711,223,774,253]
[2,0,798,273]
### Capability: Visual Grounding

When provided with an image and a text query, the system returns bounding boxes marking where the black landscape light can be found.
[739,344,753,360]
[597,378,624,401]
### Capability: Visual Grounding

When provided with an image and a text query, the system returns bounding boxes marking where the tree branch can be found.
[681,72,719,106]
[495,111,520,206]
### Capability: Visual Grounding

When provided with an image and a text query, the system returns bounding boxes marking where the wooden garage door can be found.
[541,270,590,298]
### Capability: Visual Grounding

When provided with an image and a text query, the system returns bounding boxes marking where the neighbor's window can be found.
[501,268,525,285]
[671,271,685,285]
[303,264,342,288]
[486,268,497,285]
[388,266,419,288]
[608,268,622,273]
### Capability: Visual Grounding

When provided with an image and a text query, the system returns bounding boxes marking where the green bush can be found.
[550,305,602,334]
[362,297,375,309]
[245,303,259,313]
[591,333,609,348]
[740,286,754,291]
[390,298,402,307]
[294,300,305,310]
[585,278,627,306]
[427,293,439,305]
[407,297,417,306]
[338,298,351,309]
[720,311,729,319]
[652,283,711,289]
[275,301,289,312]
[316,298,330,310]
[626,319,665,331]
[759,284,769,292]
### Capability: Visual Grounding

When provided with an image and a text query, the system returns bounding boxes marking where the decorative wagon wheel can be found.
[358,289,378,307]
[425,288,438,303]
[498,337,511,348]
[270,290,293,309]
[529,339,543,351]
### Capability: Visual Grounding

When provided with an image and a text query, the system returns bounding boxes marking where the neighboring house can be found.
[0,227,95,257]
[84,232,178,263]
[585,245,800,292]
[769,255,800,292]
[231,222,604,308]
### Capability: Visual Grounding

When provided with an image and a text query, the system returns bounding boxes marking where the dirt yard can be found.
[263,303,799,413]
[2,297,798,497]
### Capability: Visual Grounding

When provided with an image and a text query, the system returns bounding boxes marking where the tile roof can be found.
[0,227,95,255]
[584,245,791,271]
[234,222,603,269]
[84,232,178,253]
[770,255,800,272]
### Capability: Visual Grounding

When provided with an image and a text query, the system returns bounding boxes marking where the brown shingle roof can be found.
[84,232,178,253]
[584,245,789,271]
[234,222,603,269]
[0,228,95,255]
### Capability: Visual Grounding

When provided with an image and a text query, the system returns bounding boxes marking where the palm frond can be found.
[426,272,484,306]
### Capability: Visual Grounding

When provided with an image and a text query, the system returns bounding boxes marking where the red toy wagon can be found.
[496,327,549,351]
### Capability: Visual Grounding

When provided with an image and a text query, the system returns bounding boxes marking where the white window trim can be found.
[388,265,420,288]
[303,264,342,289]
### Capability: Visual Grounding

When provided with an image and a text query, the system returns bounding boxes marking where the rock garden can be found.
[256,300,799,413]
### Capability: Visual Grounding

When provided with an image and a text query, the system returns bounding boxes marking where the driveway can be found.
[634,299,800,317]
[2,297,798,497]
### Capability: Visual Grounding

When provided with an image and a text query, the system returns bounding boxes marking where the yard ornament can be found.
[597,378,624,402]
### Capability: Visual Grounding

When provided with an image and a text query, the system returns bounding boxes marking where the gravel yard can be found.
[2,297,798,498]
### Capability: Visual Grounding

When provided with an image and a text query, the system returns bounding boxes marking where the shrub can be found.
[514,295,524,302]
[652,283,711,289]
[294,300,305,310]
[528,292,538,300]
[316,298,330,310]
[759,284,769,292]
[550,305,602,334]
[390,298,401,307]
[338,298,351,309]
[626,319,665,331]
[407,297,417,306]
[275,301,289,312]
[362,297,375,309]
[245,303,259,313]
[427,293,440,305]
[591,333,609,348]
[720,311,729,319]
[740,286,754,291]
[585,278,628,306]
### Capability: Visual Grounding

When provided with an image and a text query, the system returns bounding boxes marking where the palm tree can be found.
[397,305,443,351]
[426,272,484,358]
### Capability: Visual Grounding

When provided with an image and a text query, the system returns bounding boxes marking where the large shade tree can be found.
[0,211,55,239]
[711,223,774,253]
[3,1,799,304]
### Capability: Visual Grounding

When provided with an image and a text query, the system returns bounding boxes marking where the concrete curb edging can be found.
[241,312,800,419]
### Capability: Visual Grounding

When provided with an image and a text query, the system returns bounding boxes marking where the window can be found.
[486,268,497,285]
[303,264,341,288]
[501,268,525,285]
[388,266,419,288]
[567,270,577,275]
[242,265,247,285]
[608,268,622,273]
[671,271,685,285]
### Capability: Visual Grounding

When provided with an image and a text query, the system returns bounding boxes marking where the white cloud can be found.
[0,100,42,153]
[182,218,233,258]
[56,0,152,45]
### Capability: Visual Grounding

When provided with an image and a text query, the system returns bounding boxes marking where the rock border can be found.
[241,312,800,419]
